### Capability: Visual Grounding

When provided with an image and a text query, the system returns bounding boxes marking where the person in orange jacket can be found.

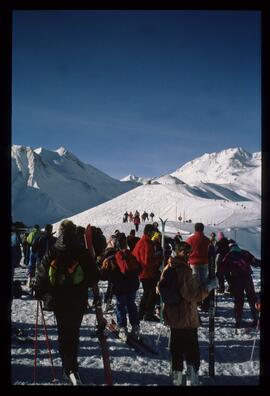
[132,224,162,321]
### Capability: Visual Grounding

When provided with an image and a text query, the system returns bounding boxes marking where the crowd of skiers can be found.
[11,220,261,386]
[122,211,155,231]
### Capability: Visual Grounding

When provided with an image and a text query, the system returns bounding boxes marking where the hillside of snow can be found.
[12,145,137,227]
[53,158,260,258]
[12,145,261,256]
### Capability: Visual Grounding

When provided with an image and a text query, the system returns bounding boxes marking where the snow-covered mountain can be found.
[12,145,261,243]
[53,148,261,257]
[12,145,137,226]
[171,147,261,185]
[120,174,151,185]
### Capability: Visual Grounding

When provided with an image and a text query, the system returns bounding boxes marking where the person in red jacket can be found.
[133,213,141,232]
[185,223,210,288]
[132,224,162,321]
[185,223,211,312]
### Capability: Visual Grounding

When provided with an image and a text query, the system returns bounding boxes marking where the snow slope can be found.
[12,145,261,256]
[12,145,136,227]
[52,187,260,258]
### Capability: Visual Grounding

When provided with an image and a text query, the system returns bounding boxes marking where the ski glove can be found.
[206,277,218,292]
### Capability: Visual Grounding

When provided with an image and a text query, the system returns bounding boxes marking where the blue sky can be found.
[12,10,261,179]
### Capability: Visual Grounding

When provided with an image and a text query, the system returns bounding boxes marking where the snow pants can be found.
[23,244,30,266]
[232,275,258,324]
[115,291,140,328]
[170,328,200,372]
[27,247,37,278]
[104,281,113,304]
[216,263,232,293]
[54,307,84,372]
[139,277,158,318]
[190,264,209,288]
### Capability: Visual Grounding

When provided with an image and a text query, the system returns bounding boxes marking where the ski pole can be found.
[155,324,163,346]
[167,328,171,350]
[250,316,260,361]
[39,301,56,382]
[155,323,168,346]
[33,299,40,384]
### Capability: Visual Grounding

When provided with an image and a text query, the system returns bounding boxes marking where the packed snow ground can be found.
[11,224,260,386]
[11,270,260,386]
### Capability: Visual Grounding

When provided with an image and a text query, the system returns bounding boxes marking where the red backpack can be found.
[115,250,141,274]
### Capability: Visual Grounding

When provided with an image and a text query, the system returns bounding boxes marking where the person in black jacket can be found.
[35,224,57,267]
[33,220,100,383]
[222,240,260,329]
[215,231,231,294]
[96,234,119,310]
[127,229,140,252]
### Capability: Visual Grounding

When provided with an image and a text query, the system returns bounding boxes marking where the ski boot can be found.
[119,327,128,342]
[186,364,200,386]
[172,371,183,386]
[130,325,140,339]
[63,369,83,386]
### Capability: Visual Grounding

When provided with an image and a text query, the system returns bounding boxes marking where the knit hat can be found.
[217,231,224,241]
[228,239,237,247]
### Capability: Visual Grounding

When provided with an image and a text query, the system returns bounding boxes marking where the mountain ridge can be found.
[12,145,136,226]
[12,145,261,227]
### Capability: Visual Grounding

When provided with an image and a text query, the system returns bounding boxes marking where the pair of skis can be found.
[208,246,216,378]
[107,319,159,356]
[85,224,113,386]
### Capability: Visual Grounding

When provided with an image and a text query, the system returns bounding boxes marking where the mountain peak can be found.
[171,147,260,185]
[120,174,151,184]
[56,146,68,156]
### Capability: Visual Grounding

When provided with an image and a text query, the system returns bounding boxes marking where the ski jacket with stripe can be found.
[185,231,210,266]
[34,234,100,311]
[132,234,161,280]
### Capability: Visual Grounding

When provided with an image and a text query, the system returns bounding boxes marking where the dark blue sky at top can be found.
[12,10,261,178]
